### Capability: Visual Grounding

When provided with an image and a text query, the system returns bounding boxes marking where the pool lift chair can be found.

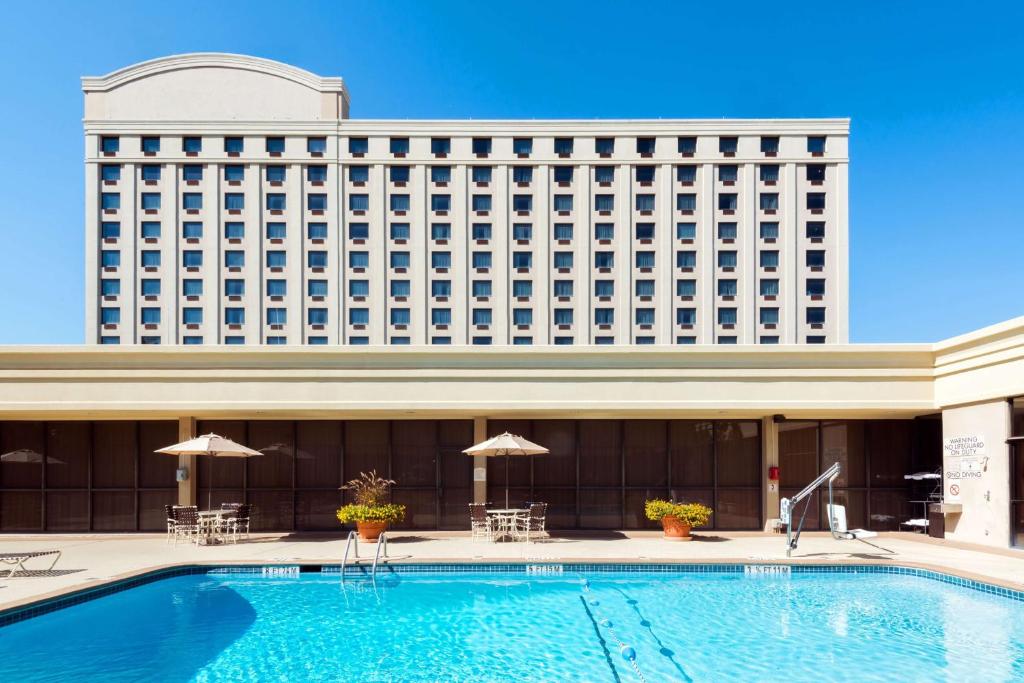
[781,463,886,557]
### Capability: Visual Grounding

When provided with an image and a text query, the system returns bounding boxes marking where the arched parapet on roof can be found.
[82,53,349,121]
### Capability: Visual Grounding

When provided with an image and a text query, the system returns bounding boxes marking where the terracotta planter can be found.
[356,521,387,541]
[660,516,693,541]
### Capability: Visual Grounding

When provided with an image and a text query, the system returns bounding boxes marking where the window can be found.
[635,280,655,297]
[141,165,160,182]
[718,251,737,268]
[718,308,737,325]
[760,308,779,325]
[182,222,202,239]
[554,309,573,326]
[553,223,573,241]
[807,222,826,239]
[636,194,655,211]
[390,166,410,183]
[431,223,451,240]
[224,137,243,154]
[224,165,244,182]
[137,250,160,268]
[266,194,286,211]
[636,309,655,325]
[677,136,696,154]
[141,136,160,154]
[221,279,241,296]
[760,336,779,344]
[760,251,779,268]
[349,308,370,325]
[101,308,120,325]
[473,309,492,326]
[265,251,285,268]
[432,252,452,269]
[101,279,120,297]
[472,223,492,240]
[101,221,120,239]
[431,195,451,212]
[718,279,737,296]
[266,278,286,296]
[760,222,779,240]
[807,164,826,182]
[807,335,826,344]
[101,193,120,210]
[512,166,533,183]
[390,280,410,298]
[595,137,615,155]
[224,251,244,268]
[183,193,205,211]
[807,308,826,325]
[554,252,573,269]
[676,165,697,183]
[307,251,327,269]
[432,280,451,298]
[182,137,202,154]
[472,252,492,269]
[760,279,779,296]
[553,195,573,212]
[514,336,534,346]
[595,280,614,298]
[472,336,492,345]
[267,308,287,325]
[676,336,696,345]
[595,223,614,240]
[472,138,492,155]
[389,137,409,155]
[513,138,533,155]
[595,308,614,325]
[718,165,738,183]
[101,136,119,153]
[554,137,574,155]
[676,194,696,211]
[676,251,696,268]
[718,336,737,344]
[636,137,656,155]
[308,309,328,325]
[349,280,369,297]
[308,222,327,240]
[308,280,328,297]
[718,194,737,211]
[635,251,655,269]
[676,222,696,240]
[513,308,533,326]
[101,164,120,182]
[265,165,286,183]
[183,308,202,325]
[141,279,161,297]
[389,251,409,269]
[308,337,327,345]
[513,280,533,298]
[307,137,327,154]
[760,136,779,154]
[142,193,162,211]
[431,138,451,155]
[390,223,410,241]
[760,165,779,182]
[349,223,369,240]
[390,194,410,212]
[512,195,532,212]
[141,308,161,325]
[635,166,656,183]
[512,252,532,269]
[718,222,737,240]
[807,250,826,268]
[349,137,368,155]
[806,279,826,296]
[344,194,368,213]
[183,336,203,345]
[595,166,615,183]
[807,193,826,210]
[595,336,614,345]
[432,336,452,345]
[760,193,779,210]
[472,280,492,297]
[553,280,573,298]
[348,165,369,183]
[807,136,826,154]
[594,252,614,269]
[181,164,203,182]
[512,223,532,241]
[225,335,245,344]
[472,195,492,212]
[676,279,696,297]
[432,308,452,325]
[431,166,451,183]
[595,194,615,212]
[184,278,203,296]
[553,166,573,183]
[350,336,369,345]
[719,136,738,154]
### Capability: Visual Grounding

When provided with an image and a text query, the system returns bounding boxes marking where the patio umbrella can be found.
[463,432,548,508]
[155,433,262,510]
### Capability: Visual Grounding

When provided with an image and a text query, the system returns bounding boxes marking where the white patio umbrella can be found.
[155,433,262,510]
[463,432,548,508]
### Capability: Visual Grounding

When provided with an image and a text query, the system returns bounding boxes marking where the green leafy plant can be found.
[336,503,406,525]
[645,499,713,527]
[337,470,405,526]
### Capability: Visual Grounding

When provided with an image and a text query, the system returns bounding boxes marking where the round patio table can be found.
[486,509,528,541]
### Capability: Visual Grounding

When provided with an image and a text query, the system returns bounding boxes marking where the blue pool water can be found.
[2,567,1024,682]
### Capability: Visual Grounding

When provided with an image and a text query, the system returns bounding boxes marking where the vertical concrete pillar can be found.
[178,416,197,506]
[762,416,780,529]
[473,417,488,504]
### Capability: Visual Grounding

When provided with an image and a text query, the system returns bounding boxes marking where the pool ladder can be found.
[340,530,389,582]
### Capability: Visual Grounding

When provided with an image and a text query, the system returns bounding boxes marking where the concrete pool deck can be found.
[2,531,1023,612]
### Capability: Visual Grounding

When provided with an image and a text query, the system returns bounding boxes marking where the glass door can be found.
[1012,441,1024,547]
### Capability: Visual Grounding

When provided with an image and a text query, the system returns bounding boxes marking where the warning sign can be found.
[943,434,986,503]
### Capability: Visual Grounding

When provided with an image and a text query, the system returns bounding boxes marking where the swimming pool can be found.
[2,564,1023,682]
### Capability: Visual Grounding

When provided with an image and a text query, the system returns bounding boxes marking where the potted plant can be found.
[645,499,713,541]
[337,470,406,541]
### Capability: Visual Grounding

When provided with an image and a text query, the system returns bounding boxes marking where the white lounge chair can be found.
[0,550,62,578]
[827,504,878,541]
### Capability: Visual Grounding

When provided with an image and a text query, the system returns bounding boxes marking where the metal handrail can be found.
[340,530,358,582]
[371,532,389,578]
[782,462,840,557]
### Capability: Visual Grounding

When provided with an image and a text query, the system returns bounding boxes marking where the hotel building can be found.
[84,54,848,346]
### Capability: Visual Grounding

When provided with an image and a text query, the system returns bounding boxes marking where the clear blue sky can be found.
[0,1,1020,344]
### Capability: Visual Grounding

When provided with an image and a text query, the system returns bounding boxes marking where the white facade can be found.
[84,53,849,346]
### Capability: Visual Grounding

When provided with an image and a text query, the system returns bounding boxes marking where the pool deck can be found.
[2,530,1023,612]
